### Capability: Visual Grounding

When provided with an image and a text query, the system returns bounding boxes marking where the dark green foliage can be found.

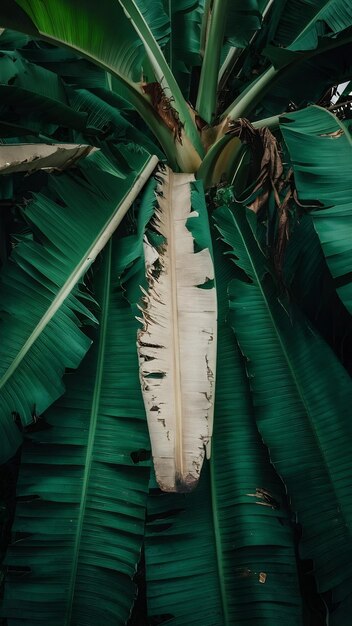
[0,3,351,625]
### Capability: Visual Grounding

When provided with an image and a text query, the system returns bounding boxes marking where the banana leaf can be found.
[270,0,352,50]
[0,121,38,138]
[214,202,352,624]
[68,88,163,158]
[0,27,30,49]
[0,146,157,464]
[0,143,96,174]
[1,237,151,626]
[136,172,217,492]
[255,40,352,119]
[3,0,203,157]
[144,227,302,624]
[280,105,352,314]
[0,51,88,133]
[19,45,110,91]
[225,0,263,48]
[283,213,327,321]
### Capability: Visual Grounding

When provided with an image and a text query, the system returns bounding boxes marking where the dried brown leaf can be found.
[142,82,184,143]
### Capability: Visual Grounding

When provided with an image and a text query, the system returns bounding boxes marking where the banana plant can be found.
[0,1,351,624]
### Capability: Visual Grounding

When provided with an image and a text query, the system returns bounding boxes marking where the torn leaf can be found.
[137,166,217,493]
[0,143,97,175]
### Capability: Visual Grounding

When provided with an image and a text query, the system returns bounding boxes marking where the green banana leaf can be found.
[280,105,352,314]
[144,196,302,624]
[134,0,170,44]
[283,213,328,319]
[253,36,352,120]
[0,27,30,49]
[225,0,263,48]
[222,0,352,122]
[271,0,352,50]
[3,0,203,157]
[0,51,87,133]
[68,88,163,158]
[0,39,161,152]
[0,146,157,464]
[13,0,157,82]
[214,202,352,625]
[0,122,38,138]
[223,28,352,123]
[1,238,151,625]
[161,0,204,97]
[19,44,110,91]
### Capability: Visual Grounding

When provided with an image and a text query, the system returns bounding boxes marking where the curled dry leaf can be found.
[142,82,184,143]
[228,118,284,213]
[228,118,293,274]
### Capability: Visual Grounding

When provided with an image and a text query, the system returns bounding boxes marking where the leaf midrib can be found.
[0,155,158,396]
[168,170,184,482]
[210,455,229,626]
[65,240,112,625]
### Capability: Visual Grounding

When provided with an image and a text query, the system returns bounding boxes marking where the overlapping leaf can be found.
[280,105,352,314]
[145,227,302,624]
[214,202,352,624]
[1,238,151,626]
[0,51,87,133]
[225,0,263,48]
[0,145,156,463]
[1,0,203,159]
[272,0,352,50]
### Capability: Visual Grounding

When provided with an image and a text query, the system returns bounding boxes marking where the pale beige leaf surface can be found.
[138,166,217,492]
[0,143,97,175]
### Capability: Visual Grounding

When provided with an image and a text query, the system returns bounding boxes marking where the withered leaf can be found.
[142,82,184,144]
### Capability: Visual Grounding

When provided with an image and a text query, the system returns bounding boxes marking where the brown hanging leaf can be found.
[228,118,283,213]
[227,118,294,275]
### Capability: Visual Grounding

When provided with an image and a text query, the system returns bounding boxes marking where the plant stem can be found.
[199,0,212,57]
[218,0,275,92]
[223,65,278,120]
[119,0,204,158]
[210,457,229,625]
[196,0,229,124]
[218,47,242,92]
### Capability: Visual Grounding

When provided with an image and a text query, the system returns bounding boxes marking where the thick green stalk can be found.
[109,75,181,170]
[119,0,204,158]
[218,46,242,91]
[252,114,281,129]
[223,65,277,120]
[108,74,202,173]
[197,134,242,187]
[196,0,229,123]
[199,0,212,56]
